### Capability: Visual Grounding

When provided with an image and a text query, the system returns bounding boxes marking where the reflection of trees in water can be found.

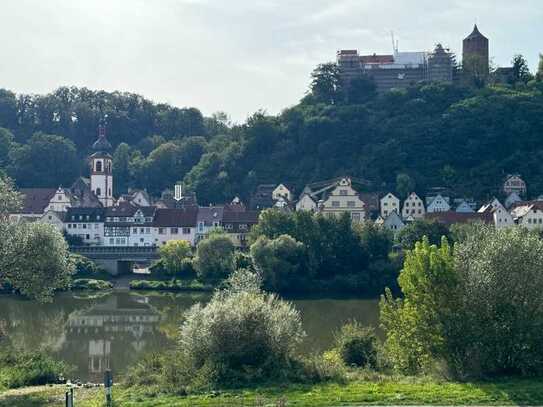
[291,298,380,353]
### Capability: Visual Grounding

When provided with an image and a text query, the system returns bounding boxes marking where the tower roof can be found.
[92,124,112,152]
[464,24,488,41]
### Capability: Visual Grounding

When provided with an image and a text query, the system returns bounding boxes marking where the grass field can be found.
[3,378,543,406]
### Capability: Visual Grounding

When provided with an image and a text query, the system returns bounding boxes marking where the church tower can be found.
[90,123,114,207]
[462,24,489,78]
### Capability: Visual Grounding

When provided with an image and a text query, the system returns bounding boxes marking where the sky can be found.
[1,0,541,123]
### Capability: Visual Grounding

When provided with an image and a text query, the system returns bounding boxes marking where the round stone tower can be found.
[462,24,489,77]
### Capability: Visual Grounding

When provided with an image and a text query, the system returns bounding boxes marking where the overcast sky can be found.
[1,0,541,122]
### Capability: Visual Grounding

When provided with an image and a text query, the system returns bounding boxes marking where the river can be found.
[0,291,379,382]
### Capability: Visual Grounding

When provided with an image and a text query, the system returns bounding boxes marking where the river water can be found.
[0,291,379,382]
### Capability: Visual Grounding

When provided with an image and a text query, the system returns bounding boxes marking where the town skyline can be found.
[1,0,541,122]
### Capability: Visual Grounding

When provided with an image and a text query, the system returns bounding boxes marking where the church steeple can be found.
[89,121,114,207]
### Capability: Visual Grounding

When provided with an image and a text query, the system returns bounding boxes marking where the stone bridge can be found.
[71,246,160,275]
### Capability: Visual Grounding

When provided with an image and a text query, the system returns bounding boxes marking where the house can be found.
[128,207,157,247]
[425,211,492,226]
[504,192,522,209]
[478,199,514,229]
[118,189,152,207]
[223,203,260,247]
[454,200,475,213]
[272,184,293,202]
[426,194,451,213]
[359,192,380,218]
[196,206,224,242]
[503,174,527,197]
[152,208,198,247]
[103,202,153,247]
[65,207,106,246]
[380,193,400,218]
[382,211,405,235]
[319,177,366,223]
[250,184,276,210]
[295,191,317,212]
[9,188,57,222]
[38,209,66,232]
[510,201,543,230]
[45,187,73,213]
[401,192,425,220]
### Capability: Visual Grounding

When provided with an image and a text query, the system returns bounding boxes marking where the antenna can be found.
[391,31,399,53]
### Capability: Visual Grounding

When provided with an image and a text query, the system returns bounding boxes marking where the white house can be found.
[152,208,198,247]
[272,184,293,202]
[382,211,405,235]
[426,194,451,213]
[196,206,224,242]
[479,199,514,229]
[380,193,400,218]
[65,207,106,246]
[296,193,317,212]
[45,187,73,213]
[401,192,425,220]
[38,209,66,232]
[455,200,475,213]
[320,177,366,223]
[127,207,156,247]
[503,174,527,197]
[511,201,543,230]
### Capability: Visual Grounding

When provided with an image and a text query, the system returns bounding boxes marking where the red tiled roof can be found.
[426,211,492,225]
[153,208,198,227]
[16,188,56,214]
[360,54,394,64]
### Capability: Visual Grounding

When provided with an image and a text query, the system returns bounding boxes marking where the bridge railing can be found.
[70,245,158,255]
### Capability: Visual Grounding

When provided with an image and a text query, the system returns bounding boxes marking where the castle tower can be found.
[427,43,454,82]
[462,24,489,77]
[89,123,114,207]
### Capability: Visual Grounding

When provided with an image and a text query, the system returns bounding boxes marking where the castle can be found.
[337,25,490,93]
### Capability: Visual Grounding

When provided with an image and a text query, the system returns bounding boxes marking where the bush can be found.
[335,321,379,368]
[0,349,68,389]
[129,279,212,292]
[71,254,107,277]
[159,240,192,275]
[71,278,113,290]
[177,269,305,387]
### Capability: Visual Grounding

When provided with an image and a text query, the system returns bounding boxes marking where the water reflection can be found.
[0,291,379,381]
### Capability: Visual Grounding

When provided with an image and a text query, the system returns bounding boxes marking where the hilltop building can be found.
[462,24,489,78]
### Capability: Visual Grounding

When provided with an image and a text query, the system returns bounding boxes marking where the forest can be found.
[0,54,542,203]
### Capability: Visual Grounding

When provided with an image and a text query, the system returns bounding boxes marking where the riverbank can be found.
[3,377,543,406]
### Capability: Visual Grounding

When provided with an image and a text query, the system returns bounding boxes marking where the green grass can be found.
[4,378,543,406]
[129,279,213,292]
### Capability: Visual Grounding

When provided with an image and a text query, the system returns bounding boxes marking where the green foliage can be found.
[193,232,235,282]
[250,234,308,292]
[129,279,212,291]
[396,219,451,250]
[395,173,415,199]
[380,236,456,375]
[159,240,193,275]
[71,278,113,290]
[0,348,68,389]
[0,175,21,220]
[0,127,14,167]
[511,54,533,84]
[537,54,543,82]
[334,321,379,369]
[309,63,343,105]
[177,269,306,387]
[70,254,106,277]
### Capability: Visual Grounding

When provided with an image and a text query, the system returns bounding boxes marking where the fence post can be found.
[65,387,74,407]
[104,369,113,407]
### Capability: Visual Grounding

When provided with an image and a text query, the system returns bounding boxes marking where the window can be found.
[71,216,75,220]
[145,227,150,234]
[339,189,348,196]
[351,213,361,222]
[79,215,83,220]
[86,215,90,220]
[182,227,191,234]
[96,188,101,197]
[68,224,72,229]
[158,228,165,235]
[82,224,87,229]
[383,202,388,206]
[95,224,99,229]
[95,161,102,172]
[109,238,114,245]
[332,201,340,207]
[347,201,355,208]
[133,228,137,233]
[239,224,248,230]
[97,215,100,221]
[418,210,422,214]
[225,224,233,230]
[86,234,90,240]
[384,210,388,216]
[171,227,179,234]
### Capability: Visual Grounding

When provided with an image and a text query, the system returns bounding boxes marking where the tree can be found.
[112,142,132,195]
[158,240,192,275]
[0,176,21,221]
[250,234,308,292]
[395,173,415,199]
[193,231,235,281]
[536,53,543,82]
[8,133,79,188]
[511,55,533,84]
[344,75,377,104]
[396,219,451,250]
[380,237,457,374]
[309,63,343,105]
[0,128,14,167]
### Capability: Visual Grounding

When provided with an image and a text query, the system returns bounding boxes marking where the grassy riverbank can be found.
[3,377,543,406]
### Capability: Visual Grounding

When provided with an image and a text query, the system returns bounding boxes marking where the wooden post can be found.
[104,369,113,407]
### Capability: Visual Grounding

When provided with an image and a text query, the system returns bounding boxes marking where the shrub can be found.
[335,321,379,368]
[71,278,113,290]
[0,348,68,389]
[71,254,106,277]
[177,269,305,387]
[159,240,192,275]
[129,279,212,292]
